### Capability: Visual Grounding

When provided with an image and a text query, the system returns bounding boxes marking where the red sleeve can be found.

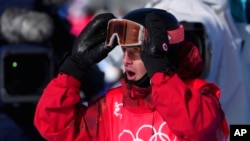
[34,73,100,141]
[151,72,227,140]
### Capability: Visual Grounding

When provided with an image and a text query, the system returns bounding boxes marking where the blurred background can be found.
[0,0,249,140]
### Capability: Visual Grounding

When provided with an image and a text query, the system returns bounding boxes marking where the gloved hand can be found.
[141,13,176,77]
[59,13,116,80]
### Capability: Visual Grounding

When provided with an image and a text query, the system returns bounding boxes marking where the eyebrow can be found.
[122,46,141,51]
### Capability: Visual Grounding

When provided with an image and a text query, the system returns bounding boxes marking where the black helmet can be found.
[123,8,183,46]
[123,8,182,67]
[123,8,179,33]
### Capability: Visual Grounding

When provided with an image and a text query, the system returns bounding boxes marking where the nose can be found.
[123,51,132,65]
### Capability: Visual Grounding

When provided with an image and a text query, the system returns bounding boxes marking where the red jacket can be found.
[34,41,229,141]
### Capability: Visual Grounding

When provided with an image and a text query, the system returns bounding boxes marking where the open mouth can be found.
[127,71,135,76]
[126,70,136,80]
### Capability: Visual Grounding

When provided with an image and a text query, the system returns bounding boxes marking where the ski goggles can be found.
[105,19,145,47]
[105,19,184,47]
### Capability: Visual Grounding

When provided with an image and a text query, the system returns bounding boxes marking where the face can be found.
[122,46,147,81]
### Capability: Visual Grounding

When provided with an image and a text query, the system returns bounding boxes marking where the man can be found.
[34,8,229,141]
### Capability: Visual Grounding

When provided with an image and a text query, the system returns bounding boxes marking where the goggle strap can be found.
[167,24,184,44]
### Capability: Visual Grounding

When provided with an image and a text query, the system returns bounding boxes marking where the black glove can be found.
[141,13,176,77]
[59,13,116,80]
